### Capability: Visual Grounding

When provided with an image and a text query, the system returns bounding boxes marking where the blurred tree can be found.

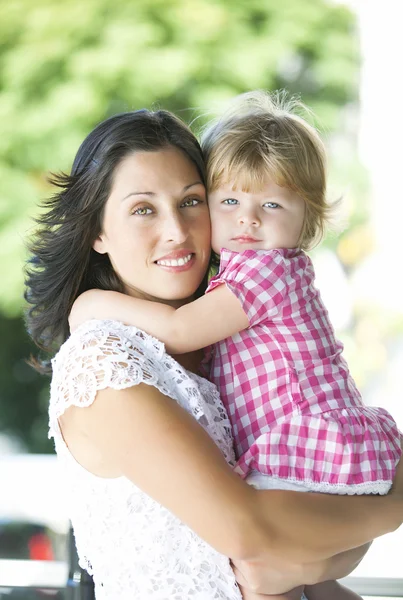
[0,315,52,452]
[0,0,358,451]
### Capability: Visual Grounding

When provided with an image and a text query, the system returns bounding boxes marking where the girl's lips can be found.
[231,236,261,243]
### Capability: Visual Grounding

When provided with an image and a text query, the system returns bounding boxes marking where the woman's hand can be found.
[231,542,371,596]
[231,555,306,596]
[238,584,304,600]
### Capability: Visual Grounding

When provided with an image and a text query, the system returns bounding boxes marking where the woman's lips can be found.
[155,251,195,272]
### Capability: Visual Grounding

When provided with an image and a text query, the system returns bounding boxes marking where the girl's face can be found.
[93,147,211,306]
[208,176,305,254]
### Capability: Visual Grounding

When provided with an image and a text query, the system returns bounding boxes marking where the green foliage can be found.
[0,0,359,450]
[0,315,52,452]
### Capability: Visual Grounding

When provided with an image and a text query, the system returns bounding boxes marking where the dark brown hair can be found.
[25,109,206,367]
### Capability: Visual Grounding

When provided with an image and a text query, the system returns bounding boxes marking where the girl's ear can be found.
[93,234,107,255]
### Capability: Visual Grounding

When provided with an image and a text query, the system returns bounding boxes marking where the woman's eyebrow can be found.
[184,181,204,191]
[121,181,204,202]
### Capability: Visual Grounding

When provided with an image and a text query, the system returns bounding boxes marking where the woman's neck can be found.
[172,349,204,374]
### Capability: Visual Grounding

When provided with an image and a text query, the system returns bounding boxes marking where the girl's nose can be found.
[238,211,260,227]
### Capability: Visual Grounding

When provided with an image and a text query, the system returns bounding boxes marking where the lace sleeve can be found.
[48,319,192,439]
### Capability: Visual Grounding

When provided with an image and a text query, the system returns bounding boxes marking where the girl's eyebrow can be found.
[121,181,204,202]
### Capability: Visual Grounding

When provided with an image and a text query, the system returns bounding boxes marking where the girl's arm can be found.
[61,379,403,569]
[69,286,249,354]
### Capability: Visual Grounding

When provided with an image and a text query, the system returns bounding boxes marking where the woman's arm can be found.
[69,286,249,353]
[61,380,403,567]
[254,475,402,560]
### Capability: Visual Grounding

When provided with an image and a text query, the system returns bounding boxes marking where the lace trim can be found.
[250,473,392,495]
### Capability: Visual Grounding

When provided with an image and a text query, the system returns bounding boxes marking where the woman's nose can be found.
[165,212,189,244]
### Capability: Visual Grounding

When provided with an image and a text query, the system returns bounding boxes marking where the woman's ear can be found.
[93,234,107,255]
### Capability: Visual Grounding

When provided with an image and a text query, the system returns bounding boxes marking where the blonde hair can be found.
[201,90,336,250]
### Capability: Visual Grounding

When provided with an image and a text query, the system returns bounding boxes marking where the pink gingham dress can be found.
[205,248,401,495]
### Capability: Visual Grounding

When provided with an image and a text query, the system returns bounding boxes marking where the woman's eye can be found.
[223,198,239,205]
[264,202,280,209]
[132,206,153,216]
[181,197,203,207]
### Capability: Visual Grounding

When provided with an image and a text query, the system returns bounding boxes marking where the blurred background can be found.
[0,0,402,596]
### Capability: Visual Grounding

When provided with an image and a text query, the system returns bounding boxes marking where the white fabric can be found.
[49,319,242,600]
[246,471,310,493]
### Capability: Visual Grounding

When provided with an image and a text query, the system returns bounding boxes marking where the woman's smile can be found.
[155,249,196,270]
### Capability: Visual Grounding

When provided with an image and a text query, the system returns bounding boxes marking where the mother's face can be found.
[93,147,211,306]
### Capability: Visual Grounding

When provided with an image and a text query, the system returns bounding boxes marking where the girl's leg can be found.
[305,580,363,600]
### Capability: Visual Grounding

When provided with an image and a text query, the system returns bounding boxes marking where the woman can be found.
[25,108,403,599]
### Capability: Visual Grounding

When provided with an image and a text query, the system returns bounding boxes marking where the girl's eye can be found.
[132,206,153,216]
[223,198,239,205]
[181,197,202,208]
[264,202,280,209]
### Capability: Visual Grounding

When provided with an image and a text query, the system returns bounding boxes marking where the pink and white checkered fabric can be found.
[205,248,401,495]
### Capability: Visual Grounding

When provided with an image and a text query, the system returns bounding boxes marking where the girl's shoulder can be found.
[214,247,306,279]
[208,249,295,324]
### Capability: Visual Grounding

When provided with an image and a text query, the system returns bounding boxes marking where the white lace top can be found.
[49,320,242,600]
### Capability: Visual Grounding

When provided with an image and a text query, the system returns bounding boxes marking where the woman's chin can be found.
[157,284,199,306]
[153,266,207,302]
[121,259,208,305]
[124,280,199,306]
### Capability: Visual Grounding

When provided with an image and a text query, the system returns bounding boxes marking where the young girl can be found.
[70,92,401,600]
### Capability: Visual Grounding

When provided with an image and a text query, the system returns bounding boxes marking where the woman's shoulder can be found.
[57,318,166,360]
[50,319,211,420]
[49,319,170,425]
[54,319,169,377]
[51,318,182,395]
[49,319,235,463]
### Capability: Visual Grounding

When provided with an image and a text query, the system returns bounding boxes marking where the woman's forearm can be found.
[252,473,403,563]
[309,542,371,583]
